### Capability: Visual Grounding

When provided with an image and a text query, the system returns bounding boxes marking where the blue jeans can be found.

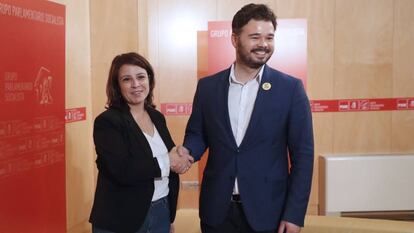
[93,196,170,233]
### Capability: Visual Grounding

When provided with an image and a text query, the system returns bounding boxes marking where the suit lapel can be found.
[217,69,238,148]
[240,65,272,148]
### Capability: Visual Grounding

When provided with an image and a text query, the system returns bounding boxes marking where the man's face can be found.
[232,19,275,69]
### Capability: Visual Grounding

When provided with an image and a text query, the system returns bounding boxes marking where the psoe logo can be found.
[338,101,350,111]
[397,99,408,109]
[210,29,230,38]
[34,66,54,105]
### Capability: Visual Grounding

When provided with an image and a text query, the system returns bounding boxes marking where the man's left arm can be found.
[282,80,314,228]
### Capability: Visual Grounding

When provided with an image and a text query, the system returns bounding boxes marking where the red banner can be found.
[160,103,192,116]
[311,97,414,112]
[65,107,86,123]
[162,97,414,116]
[0,0,66,232]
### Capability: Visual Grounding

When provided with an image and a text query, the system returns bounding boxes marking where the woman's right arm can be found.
[93,113,162,186]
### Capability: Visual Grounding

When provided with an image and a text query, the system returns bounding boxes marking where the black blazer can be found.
[89,106,179,233]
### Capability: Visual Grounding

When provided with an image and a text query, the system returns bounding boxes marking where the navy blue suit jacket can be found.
[184,65,314,231]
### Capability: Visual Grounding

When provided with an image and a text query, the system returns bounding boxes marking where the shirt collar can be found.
[229,63,264,85]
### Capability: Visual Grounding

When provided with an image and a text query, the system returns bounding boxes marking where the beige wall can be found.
[50,1,94,233]
[90,0,139,118]
[46,0,414,232]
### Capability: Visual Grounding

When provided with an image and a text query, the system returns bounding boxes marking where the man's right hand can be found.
[169,146,193,174]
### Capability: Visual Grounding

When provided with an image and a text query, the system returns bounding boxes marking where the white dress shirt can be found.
[228,64,264,194]
[143,125,170,201]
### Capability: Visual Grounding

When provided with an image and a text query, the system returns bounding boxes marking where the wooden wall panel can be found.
[140,0,161,107]
[333,0,393,154]
[156,0,215,103]
[276,0,335,100]
[333,112,392,153]
[50,1,94,232]
[391,0,414,153]
[90,0,139,118]
[334,0,393,99]
[137,0,149,59]
[391,112,414,153]
[393,0,414,96]
[216,0,276,20]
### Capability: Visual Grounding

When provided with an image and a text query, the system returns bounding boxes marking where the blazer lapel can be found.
[147,108,174,150]
[122,109,153,158]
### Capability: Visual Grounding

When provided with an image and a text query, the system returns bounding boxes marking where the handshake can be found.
[168,145,194,174]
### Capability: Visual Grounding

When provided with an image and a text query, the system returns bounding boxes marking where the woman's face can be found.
[118,64,149,107]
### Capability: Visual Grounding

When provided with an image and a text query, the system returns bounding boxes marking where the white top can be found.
[143,125,170,201]
[228,64,264,194]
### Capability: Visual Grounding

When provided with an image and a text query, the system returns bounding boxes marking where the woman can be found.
[89,52,191,233]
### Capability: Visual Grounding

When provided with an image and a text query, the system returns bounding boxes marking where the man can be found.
[180,3,314,233]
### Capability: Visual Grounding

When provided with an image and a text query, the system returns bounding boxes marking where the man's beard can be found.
[237,42,273,69]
